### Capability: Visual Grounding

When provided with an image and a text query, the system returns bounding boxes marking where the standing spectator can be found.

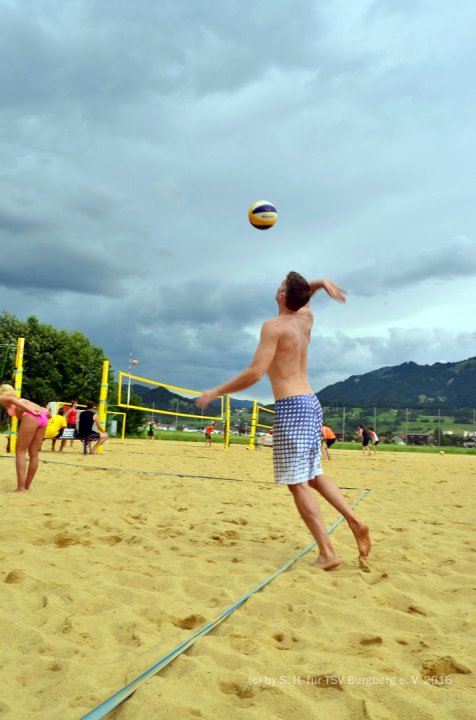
[357,424,372,456]
[0,383,49,492]
[369,426,380,454]
[321,424,337,461]
[204,421,216,447]
[147,420,155,440]
[63,400,78,448]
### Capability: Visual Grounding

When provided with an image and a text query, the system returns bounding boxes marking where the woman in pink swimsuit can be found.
[0,384,49,492]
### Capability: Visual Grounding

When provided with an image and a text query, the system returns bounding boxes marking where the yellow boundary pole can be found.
[97,360,109,454]
[9,337,25,455]
[249,400,258,451]
[224,394,231,448]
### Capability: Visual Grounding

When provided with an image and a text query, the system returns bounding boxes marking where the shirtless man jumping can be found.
[196,272,371,570]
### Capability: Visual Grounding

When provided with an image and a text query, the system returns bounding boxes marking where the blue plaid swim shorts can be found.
[273,394,323,485]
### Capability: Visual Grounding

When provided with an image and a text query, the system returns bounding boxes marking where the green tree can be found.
[0,311,105,406]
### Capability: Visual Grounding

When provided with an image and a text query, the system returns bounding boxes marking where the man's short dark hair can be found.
[284,271,311,311]
[86,401,95,409]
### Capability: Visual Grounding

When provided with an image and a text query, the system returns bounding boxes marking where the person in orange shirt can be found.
[321,424,336,461]
[204,422,216,447]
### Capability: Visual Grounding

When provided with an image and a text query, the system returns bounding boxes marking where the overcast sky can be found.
[1,0,475,403]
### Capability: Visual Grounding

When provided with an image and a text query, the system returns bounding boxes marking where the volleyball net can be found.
[0,343,16,381]
[117,371,225,425]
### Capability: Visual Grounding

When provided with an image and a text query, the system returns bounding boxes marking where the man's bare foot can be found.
[351,521,372,557]
[313,553,341,571]
[13,488,28,493]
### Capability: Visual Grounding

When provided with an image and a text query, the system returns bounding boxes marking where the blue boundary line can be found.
[79,488,371,720]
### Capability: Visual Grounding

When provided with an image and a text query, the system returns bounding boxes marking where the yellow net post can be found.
[224,394,231,448]
[249,400,258,451]
[9,337,25,455]
[97,359,109,454]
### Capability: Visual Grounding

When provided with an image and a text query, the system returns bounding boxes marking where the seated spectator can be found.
[43,407,68,452]
[257,430,273,447]
[77,401,108,454]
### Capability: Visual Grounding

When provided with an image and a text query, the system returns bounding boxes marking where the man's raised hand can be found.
[323,279,347,303]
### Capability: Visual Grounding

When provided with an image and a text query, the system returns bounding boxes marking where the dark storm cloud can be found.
[346,236,476,297]
[0,244,123,297]
[0,0,322,119]
[0,207,48,235]
[149,280,274,326]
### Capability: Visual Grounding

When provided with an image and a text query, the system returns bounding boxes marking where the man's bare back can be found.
[266,307,314,400]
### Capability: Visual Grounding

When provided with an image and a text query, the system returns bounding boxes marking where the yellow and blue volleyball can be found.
[248,200,278,230]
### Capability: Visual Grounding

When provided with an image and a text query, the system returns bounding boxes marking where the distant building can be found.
[391,435,406,446]
[406,433,435,446]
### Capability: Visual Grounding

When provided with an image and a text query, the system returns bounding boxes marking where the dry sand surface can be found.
[0,439,475,720]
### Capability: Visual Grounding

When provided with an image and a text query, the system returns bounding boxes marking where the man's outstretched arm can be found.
[196,320,279,409]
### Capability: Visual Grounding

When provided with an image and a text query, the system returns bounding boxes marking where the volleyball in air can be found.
[248,200,278,230]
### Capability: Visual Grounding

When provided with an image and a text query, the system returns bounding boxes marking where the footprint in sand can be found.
[407,605,427,616]
[358,557,371,573]
[272,632,298,650]
[210,530,239,546]
[307,674,344,692]
[53,533,88,548]
[172,614,206,630]
[360,636,383,646]
[369,572,389,585]
[114,623,143,647]
[4,569,26,584]
[219,681,255,699]
[420,656,471,683]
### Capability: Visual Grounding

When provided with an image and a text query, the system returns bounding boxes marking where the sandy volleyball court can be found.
[0,440,474,719]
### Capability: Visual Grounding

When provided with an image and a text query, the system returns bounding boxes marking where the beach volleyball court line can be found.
[79,488,371,720]
[0,455,368,490]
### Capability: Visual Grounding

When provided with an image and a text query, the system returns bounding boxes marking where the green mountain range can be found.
[317,357,476,408]
[128,357,476,414]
